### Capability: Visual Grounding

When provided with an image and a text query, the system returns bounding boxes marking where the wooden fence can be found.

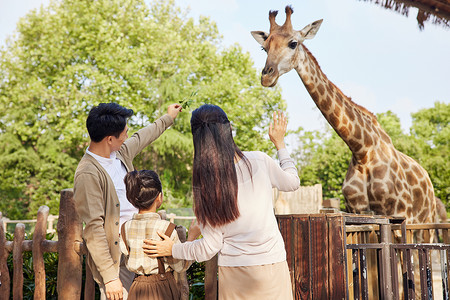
[0,190,448,299]
[0,189,217,300]
[276,213,450,299]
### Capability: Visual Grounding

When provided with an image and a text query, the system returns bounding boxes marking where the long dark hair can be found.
[191,104,251,227]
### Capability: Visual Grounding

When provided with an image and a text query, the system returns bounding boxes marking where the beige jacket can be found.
[73,114,173,285]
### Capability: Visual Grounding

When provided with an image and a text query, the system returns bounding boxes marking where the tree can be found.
[410,102,449,204]
[291,126,351,204]
[0,0,285,218]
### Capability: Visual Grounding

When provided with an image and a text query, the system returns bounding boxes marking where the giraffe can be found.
[251,6,437,231]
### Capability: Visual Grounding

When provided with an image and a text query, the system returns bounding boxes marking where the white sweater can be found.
[172,149,300,267]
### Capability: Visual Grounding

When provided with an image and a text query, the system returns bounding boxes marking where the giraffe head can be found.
[251,6,323,87]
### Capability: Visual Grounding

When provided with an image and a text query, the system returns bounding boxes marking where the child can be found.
[120,169,200,300]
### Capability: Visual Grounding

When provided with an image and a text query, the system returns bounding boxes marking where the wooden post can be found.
[84,262,96,299]
[57,189,83,299]
[205,255,218,300]
[12,223,25,300]
[175,225,189,300]
[0,217,10,299]
[327,215,347,299]
[292,215,311,299]
[380,224,393,300]
[33,206,49,300]
[310,215,329,299]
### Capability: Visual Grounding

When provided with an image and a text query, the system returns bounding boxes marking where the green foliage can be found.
[291,126,351,204]
[410,102,450,204]
[187,261,206,299]
[0,0,284,218]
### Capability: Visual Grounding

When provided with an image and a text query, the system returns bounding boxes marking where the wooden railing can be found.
[276,213,450,300]
[0,189,218,300]
[1,194,448,300]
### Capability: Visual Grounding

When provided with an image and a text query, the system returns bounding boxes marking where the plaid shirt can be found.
[120,212,192,275]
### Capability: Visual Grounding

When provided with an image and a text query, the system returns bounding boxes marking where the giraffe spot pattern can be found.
[322,95,331,111]
[348,139,362,153]
[340,127,349,139]
[406,171,418,186]
[412,188,424,211]
[373,165,387,179]
[354,125,361,140]
[385,198,397,215]
[317,84,325,96]
[397,201,406,214]
[329,112,339,127]
[345,105,355,120]
[364,130,373,147]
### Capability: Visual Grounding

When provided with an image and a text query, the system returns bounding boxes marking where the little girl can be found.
[120,169,200,300]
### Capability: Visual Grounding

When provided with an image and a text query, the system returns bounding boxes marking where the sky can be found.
[1,0,449,135]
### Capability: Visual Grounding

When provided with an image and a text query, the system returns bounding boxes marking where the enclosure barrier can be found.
[274,213,450,299]
[0,193,448,299]
[0,189,218,300]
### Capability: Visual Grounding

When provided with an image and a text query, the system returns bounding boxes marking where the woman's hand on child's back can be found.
[187,219,201,242]
[143,232,174,257]
[269,111,287,150]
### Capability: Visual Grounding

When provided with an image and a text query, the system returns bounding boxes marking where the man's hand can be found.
[167,104,182,120]
[105,278,123,300]
[269,111,287,150]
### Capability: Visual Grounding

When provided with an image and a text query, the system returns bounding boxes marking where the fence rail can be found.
[0,189,213,300]
[0,194,448,299]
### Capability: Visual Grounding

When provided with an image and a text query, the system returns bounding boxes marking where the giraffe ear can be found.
[298,19,323,40]
[251,31,269,45]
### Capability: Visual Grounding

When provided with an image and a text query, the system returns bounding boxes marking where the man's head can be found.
[86,103,133,143]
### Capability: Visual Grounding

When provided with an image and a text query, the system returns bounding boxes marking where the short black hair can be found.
[124,170,162,210]
[86,103,133,142]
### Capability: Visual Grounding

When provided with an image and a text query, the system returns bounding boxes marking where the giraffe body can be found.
[252,6,437,227]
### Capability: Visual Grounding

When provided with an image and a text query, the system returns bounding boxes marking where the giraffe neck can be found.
[294,45,387,158]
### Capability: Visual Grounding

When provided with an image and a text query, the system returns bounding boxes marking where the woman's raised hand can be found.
[269,111,287,150]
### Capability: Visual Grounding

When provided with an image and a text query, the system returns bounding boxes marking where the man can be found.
[74,102,181,300]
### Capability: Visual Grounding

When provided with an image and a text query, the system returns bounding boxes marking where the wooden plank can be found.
[204,255,218,300]
[404,248,415,300]
[57,189,83,299]
[84,261,95,300]
[12,223,25,300]
[327,215,346,299]
[418,249,428,300]
[444,228,450,291]
[175,225,189,300]
[360,249,369,300]
[33,206,49,300]
[0,218,10,299]
[278,215,294,285]
[440,250,449,300]
[368,228,380,300]
[293,215,310,300]
[390,247,399,300]
[352,249,360,299]
[310,215,328,299]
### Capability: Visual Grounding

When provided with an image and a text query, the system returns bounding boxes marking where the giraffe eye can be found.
[261,46,267,52]
[288,41,298,49]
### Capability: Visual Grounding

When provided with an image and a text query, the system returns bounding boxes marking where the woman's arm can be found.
[143,223,223,262]
[267,111,300,191]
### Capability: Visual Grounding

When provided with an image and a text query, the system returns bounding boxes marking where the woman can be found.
[143,104,300,299]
